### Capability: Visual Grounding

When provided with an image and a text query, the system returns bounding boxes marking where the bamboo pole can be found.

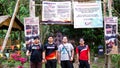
[1,0,20,52]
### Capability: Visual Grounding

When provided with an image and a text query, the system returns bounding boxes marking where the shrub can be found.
[11,53,27,68]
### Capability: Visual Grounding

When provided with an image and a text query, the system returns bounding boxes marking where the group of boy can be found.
[26,36,90,68]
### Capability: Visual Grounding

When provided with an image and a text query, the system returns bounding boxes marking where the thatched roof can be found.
[0,15,24,31]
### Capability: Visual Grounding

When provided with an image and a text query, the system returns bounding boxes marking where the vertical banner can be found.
[73,1,103,28]
[42,1,72,24]
[104,17,118,54]
[24,17,40,48]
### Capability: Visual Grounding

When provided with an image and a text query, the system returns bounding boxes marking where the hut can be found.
[0,15,24,30]
[0,15,24,53]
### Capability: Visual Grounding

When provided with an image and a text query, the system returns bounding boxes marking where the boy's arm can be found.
[56,50,58,59]
[70,49,74,61]
[42,51,46,60]
[88,45,90,64]
[57,51,61,64]
[42,44,46,62]
[76,47,79,62]
[88,51,90,64]
[26,50,31,56]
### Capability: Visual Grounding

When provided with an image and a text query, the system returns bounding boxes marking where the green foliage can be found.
[92,64,98,68]
[111,54,120,68]
[113,0,120,14]
[7,60,15,67]
[0,0,29,22]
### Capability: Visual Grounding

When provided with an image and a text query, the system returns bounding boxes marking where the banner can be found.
[42,1,71,24]
[104,17,118,54]
[73,1,103,28]
[24,17,40,48]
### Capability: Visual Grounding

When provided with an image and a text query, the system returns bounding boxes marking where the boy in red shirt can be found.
[76,38,90,68]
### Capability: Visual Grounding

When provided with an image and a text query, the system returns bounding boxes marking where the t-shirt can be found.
[76,45,89,61]
[44,43,58,60]
[58,43,74,61]
[28,44,43,63]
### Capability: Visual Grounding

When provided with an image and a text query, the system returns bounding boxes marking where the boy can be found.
[43,36,58,68]
[76,38,90,68]
[26,36,43,68]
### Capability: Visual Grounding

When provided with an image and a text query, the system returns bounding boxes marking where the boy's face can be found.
[48,37,53,42]
[34,38,39,44]
[79,39,84,45]
[62,37,68,43]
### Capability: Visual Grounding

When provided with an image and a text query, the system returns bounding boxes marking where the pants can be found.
[45,59,57,68]
[79,60,90,68]
[61,60,73,68]
[30,62,42,68]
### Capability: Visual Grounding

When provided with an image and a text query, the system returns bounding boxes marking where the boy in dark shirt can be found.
[43,36,58,68]
[26,36,43,68]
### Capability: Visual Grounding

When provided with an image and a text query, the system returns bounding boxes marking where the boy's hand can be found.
[58,60,61,64]
[88,60,90,64]
[42,59,47,63]
[70,57,73,61]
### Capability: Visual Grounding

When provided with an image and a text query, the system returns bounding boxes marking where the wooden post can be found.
[29,0,35,17]
[104,0,113,68]
[108,0,113,68]
[1,0,20,52]
[29,0,36,68]
[103,0,108,68]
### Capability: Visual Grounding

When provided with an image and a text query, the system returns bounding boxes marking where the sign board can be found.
[73,1,103,28]
[24,17,40,48]
[104,17,118,54]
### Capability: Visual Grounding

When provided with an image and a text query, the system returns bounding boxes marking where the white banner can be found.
[73,1,103,28]
[42,1,71,24]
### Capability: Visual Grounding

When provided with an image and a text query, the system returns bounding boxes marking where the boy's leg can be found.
[45,60,51,68]
[66,61,73,68]
[61,61,66,68]
[37,62,42,68]
[85,61,90,68]
[79,60,85,68]
[51,59,57,68]
[30,62,36,68]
